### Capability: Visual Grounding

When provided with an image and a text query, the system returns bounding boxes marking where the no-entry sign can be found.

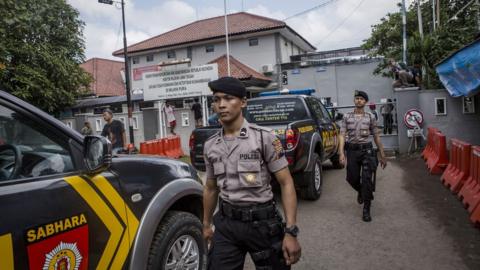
[404,109,424,129]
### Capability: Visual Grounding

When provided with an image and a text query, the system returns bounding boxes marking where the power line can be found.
[283,0,339,20]
[316,0,366,47]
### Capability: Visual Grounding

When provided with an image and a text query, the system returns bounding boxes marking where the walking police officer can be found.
[203,77,301,270]
[338,90,387,222]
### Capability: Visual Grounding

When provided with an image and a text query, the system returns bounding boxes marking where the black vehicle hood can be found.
[110,154,200,184]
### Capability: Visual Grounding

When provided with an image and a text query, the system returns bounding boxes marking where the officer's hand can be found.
[339,153,346,166]
[282,234,301,265]
[380,156,387,169]
[203,225,214,246]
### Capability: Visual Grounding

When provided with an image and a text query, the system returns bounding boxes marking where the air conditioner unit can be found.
[261,64,274,73]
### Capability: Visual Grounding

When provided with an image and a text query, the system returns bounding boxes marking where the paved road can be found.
[202,155,480,269]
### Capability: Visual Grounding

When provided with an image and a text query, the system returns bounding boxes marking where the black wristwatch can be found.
[284,225,299,237]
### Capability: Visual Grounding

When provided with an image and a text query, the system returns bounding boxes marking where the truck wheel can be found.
[330,154,345,169]
[147,211,206,270]
[300,153,323,200]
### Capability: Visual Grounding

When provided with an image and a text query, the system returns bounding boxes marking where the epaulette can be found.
[205,131,221,143]
[249,123,273,133]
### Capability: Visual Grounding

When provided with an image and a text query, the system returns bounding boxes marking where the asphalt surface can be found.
[202,154,480,270]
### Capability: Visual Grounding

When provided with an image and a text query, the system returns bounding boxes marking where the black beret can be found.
[208,76,246,98]
[354,90,369,102]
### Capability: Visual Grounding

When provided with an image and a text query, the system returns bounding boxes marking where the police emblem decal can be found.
[246,173,256,184]
[43,241,82,270]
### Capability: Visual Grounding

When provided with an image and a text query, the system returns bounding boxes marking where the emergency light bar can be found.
[259,88,315,96]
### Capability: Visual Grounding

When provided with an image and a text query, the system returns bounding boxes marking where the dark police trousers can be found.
[207,200,290,270]
[346,143,376,202]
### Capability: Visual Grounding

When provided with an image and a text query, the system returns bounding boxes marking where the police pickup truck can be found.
[189,89,342,200]
[0,90,204,269]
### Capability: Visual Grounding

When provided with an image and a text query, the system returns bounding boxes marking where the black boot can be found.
[362,201,372,222]
[357,192,363,204]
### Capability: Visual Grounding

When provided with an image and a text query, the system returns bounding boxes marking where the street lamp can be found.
[98,0,135,148]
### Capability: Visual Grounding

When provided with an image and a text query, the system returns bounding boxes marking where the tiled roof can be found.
[113,12,287,56]
[208,54,271,82]
[81,58,125,96]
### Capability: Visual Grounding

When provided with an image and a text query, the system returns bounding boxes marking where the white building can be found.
[112,12,316,93]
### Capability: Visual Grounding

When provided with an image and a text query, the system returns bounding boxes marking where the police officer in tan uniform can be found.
[338,90,387,222]
[203,77,301,270]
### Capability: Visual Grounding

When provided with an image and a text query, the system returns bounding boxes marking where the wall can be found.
[418,90,480,146]
[394,88,480,153]
[393,88,421,154]
[130,48,188,91]
[191,34,277,72]
[285,60,393,106]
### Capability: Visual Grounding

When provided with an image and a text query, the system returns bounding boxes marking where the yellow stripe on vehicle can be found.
[64,176,123,270]
[298,125,314,133]
[0,233,14,270]
[90,175,139,270]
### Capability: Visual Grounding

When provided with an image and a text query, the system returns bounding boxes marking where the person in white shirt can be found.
[164,101,176,135]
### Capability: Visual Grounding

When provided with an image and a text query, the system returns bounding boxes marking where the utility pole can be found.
[402,0,408,65]
[98,0,135,148]
[436,0,441,26]
[432,0,436,31]
[477,0,480,31]
[417,0,424,39]
[120,0,135,147]
[224,0,231,76]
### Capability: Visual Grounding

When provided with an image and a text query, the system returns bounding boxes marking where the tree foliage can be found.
[0,0,92,113]
[363,0,479,89]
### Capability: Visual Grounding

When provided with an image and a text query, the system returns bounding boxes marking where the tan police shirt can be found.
[340,111,378,144]
[204,119,288,205]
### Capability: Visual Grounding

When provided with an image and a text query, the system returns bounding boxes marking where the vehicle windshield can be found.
[244,98,308,124]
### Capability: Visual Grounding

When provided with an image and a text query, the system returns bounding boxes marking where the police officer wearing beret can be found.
[338,90,387,222]
[203,76,301,269]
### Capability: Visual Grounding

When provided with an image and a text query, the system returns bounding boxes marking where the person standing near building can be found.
[191,98,203,127]
[101,109,127,154]
[164,101,176,135]
[380,99,395,134]
[369,103,378,121]
[338,90,387,222]
[81,121,93,136]
[203,77,301,270]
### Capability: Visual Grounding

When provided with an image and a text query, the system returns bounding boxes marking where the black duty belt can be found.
[346,142,373,151]
[220,200,277,222]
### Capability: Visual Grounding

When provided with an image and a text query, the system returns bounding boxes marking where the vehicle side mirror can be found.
[335,112,344,121]
[83,136,111,175]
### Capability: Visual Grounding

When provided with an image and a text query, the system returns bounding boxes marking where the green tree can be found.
[363,0,479,89]
[0,0,92,113]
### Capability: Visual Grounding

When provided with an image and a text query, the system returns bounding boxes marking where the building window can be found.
[146,54,154,62]
[206,44,215,53]
[95,119,102,132]
[167,50,176,59]
[132,56,140,64]
[434,97,447,115]
[133,116,139,130]
[249,38,259,46]
[65,121,73,128]
[463,96,475,114]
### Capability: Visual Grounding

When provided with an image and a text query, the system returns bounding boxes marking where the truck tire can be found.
[147,211,206,270]
[300,153,323,200]
[330,153,345,169]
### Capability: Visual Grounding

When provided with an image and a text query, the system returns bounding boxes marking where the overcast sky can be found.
[68,0,404,61]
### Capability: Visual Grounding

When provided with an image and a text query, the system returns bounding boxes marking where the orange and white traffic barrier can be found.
[441,139,471,193]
